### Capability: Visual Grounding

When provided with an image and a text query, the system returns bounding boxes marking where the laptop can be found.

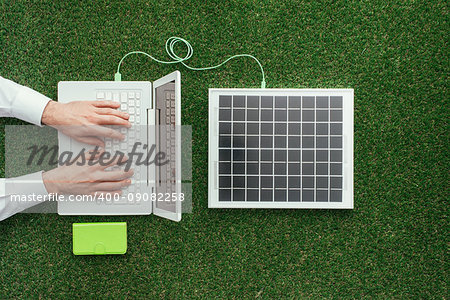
[57,71,182,221]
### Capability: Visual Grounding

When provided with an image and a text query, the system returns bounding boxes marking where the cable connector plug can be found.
[261,80,266,89]
[114,72,122,81]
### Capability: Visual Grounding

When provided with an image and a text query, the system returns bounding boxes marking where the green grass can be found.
[0,0,447,298]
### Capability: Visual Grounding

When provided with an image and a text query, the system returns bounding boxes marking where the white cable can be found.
[116,36,266,88]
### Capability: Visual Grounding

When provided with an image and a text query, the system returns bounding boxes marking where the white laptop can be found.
[57,71,182,221]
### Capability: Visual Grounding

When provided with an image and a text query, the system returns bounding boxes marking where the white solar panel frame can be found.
[208,88,354,209]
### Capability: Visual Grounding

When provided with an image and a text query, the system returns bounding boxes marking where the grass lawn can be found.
[0,0,447,298]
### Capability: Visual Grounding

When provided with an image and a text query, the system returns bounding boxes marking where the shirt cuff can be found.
[5,170,49,195]
[4,171,50,212]
[12,85,51,126]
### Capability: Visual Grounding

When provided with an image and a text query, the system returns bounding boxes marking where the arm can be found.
[0,75,131,146]
[0,76,52,220]
[0,172,49,221]
[0,155,133,221]
[0,77,132,221]
[0,76,51,125]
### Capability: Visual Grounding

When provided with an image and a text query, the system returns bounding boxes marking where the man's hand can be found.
[41,100,131,147]
[42,149,133,195]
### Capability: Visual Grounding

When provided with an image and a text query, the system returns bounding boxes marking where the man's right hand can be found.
[42,149,133,195]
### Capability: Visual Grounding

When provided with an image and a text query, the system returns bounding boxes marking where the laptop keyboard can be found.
[155,82,178,211]
[160,87,177,185]
[96,90,143,204]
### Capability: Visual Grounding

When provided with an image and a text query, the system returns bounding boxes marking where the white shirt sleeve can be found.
[0,76,51,126]
[0,77,52,221]
[0,171,49,221]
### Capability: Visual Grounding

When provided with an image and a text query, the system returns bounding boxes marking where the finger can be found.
[95,115,131,128]
[90,100,120,108]
[96,153,129,169]
[76,136,105,148]
[95,179,131,191]
[99,169,134,181]
[95,108,130,120]
[90,125,125,140]
[71,147,105,164]
[86,147,105,160]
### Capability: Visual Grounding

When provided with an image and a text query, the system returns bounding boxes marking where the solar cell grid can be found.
[210,89,353,209]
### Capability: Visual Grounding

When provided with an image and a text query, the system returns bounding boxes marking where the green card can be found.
[73,222,127,255]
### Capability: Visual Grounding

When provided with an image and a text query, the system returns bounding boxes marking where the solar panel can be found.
[208,89,354,209]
